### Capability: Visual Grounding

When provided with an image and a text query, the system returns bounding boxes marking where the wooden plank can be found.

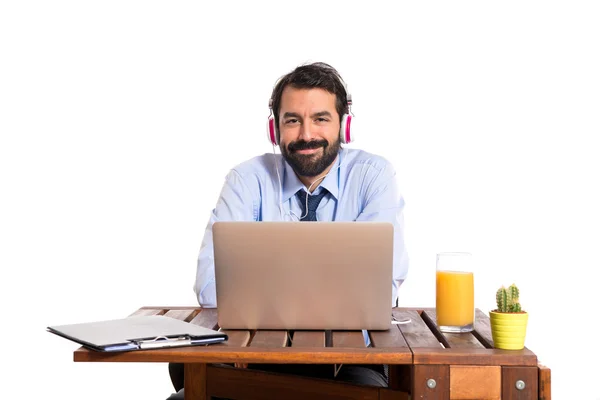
[441,332,486,349]
[369,326,412,367]
[216,329,251,368]
[449,365,500,400]
[394,310,441,348]
[538,363,552,400]
[332,331,366,348]
[184,363,206,400]
[378,388,410,400]
[206,364,380,400]
[164,309,199,322]
[423,310,486,349]
[388,365,412,393]
[474,308,494,348]
[189,308,218,329]
[219,330,251,348]
[250,330,288,348]
[502,366,538,400]
[292,331,326,348]
[128,308,165,317]
[74,346,412,364]
[369,325,409,348]
[412,347,538,366]
[413,365,449,399]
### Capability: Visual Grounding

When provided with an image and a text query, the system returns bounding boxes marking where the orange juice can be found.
[436,270,474,328]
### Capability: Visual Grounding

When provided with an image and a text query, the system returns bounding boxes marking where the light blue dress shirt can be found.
[193,148,409,307]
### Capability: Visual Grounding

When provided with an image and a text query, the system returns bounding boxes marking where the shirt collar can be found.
[281,152,341,202]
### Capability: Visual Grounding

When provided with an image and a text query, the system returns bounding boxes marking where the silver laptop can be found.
[213,221,393,330]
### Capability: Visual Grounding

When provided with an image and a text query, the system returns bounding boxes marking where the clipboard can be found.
[47,315,228,352]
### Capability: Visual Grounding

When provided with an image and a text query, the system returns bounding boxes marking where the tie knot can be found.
[296,189,328,221]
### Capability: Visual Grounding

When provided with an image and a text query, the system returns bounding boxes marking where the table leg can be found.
[538,364,552,400]
[502,366,538,400]
[184,363,207,400]
[388,365,411,392]
[412,365,449,399]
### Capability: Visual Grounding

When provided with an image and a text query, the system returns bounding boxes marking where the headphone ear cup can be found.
[267,116,278,145]
[339,114,353,144]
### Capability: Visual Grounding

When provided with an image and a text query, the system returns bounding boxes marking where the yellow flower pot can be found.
[489,311,529,350]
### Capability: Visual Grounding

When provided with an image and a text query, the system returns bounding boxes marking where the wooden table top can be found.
[74,307,537,367]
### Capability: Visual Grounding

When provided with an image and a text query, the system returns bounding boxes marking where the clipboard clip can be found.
[137,336,192,350]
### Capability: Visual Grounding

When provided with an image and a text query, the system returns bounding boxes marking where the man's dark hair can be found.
[270,62,349,135]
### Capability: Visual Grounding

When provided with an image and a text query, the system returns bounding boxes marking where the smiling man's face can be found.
[278,86,341,180]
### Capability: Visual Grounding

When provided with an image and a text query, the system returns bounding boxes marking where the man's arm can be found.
[193,169,256,307]
[355,162,408,306]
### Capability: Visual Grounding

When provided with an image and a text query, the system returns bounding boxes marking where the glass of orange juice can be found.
[436,252,474,333]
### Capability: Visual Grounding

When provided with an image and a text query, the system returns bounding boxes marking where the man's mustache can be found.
[288,140,328,153]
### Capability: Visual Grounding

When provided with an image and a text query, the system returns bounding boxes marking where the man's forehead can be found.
[280,86,337,110]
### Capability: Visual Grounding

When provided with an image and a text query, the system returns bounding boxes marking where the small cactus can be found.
[495,284,524,313]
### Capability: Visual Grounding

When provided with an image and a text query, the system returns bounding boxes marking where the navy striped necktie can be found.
[295,189,328,221]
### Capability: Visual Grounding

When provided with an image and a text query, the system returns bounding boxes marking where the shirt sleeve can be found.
[355,162,409,306]
[193,169,256,307]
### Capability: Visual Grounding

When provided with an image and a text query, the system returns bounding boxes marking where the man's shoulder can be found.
[343,148,395,173]
[229,153,280,178]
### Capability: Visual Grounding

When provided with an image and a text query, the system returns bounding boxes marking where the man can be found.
[168,62,408,399]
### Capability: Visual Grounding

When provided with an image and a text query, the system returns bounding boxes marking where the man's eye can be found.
[285,119,299,124]
[316,118,329,122]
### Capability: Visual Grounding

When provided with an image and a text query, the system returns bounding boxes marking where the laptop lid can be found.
[213,221,393,330]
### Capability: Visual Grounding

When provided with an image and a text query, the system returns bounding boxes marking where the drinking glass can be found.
[436,252,474,333]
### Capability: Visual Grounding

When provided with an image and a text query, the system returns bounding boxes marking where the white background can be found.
[1,1,599,399]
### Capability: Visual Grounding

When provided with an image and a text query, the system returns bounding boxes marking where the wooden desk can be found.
[74,307,551,400]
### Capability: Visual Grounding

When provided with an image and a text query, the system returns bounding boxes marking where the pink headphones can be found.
[266,94,354,146]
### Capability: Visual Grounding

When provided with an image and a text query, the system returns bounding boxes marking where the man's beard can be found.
[281,138,341,177]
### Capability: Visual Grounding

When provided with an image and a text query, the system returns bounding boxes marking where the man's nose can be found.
[299,121,315,140]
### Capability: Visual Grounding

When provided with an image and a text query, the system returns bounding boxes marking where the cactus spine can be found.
[495,284,523,312]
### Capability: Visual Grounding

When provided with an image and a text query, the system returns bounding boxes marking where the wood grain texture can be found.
[394,310,441,348]
[474,308,494,348]
[368,327,412,366]
[332,331,366,348]
[74,346,413,364]
[449,366,500,400]
[184,363,206,400]
[418,309,449,348]
[72,306,549,399]
[164,309,199,322]
[412,347,538,366]
[219,330,251,347]
[378,388,410,400]
[189,308,218,329]
[292,331,326,348]
[388,365,412,393]
[502,366,538,400]
[422,309,486,349]
[206,364,381,400]
[413,364,449,400]
[250,330,288,348]
[369,326,409,348]
[538,363,552,400]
